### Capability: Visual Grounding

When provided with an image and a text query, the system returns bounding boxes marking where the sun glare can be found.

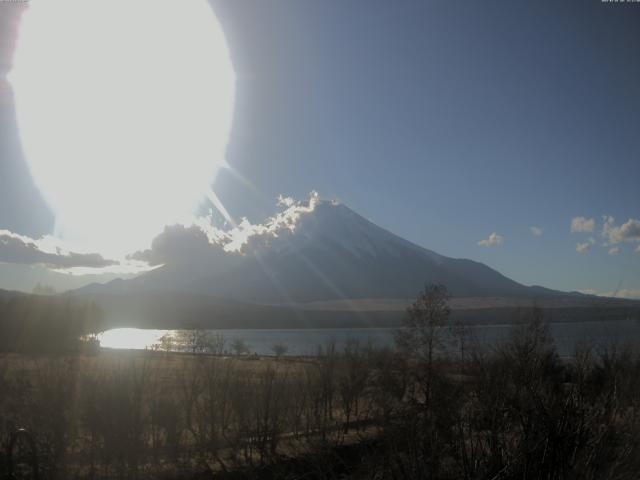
[9,0,235,258]
[99,328,169,351]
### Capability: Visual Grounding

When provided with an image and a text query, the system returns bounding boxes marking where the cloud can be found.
[529,226,543,237]
[127,225,225,271]
[577,288,598,296]
[579,288,640,300]
[128,224,216,266]
[478,232,503,247]
[0,230,118,269]
[602,217,640,244]
[233,192,320,253]
[636,245,640,253]
[602,215,615,229]
[611,289,640,300]
[576,242,591,253]
[571,216,595,233]
[608,247,621,255]
[128,192,321,267]
[598,289,640,300]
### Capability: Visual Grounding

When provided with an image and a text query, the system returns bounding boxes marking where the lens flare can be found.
[10,0,235,257]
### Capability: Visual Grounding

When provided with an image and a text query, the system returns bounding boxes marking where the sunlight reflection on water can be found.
[99,329,170,350]
[98,319,640,357]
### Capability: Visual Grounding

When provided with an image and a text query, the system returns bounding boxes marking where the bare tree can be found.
[395,283,451,404]
[210,332,226,355]
[230,338,250,356]
[396,284,451,365]
[338,340,368,432]
[178,329,220,354]
[157,333,174,353]
[271,343,288,358]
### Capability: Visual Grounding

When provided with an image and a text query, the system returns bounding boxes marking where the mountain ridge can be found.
[74,201,580,302]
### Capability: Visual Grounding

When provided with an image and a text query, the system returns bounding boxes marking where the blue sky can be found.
[0,0,639,295]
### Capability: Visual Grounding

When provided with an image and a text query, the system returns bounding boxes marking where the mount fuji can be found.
[77,201,562,302]
[71,200,636,329]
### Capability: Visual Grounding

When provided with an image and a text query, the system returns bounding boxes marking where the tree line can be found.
[0,294,103,353]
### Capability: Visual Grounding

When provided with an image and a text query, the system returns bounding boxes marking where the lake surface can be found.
[99,319,640,357]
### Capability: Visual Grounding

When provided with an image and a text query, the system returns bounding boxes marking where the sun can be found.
[9,0,235,258]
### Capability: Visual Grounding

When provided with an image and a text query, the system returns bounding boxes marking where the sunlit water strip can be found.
[98,319,640,357]
[99,329,170,351]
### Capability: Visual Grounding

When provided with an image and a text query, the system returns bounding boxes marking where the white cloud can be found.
[227,191,320,253]
[599,289,640,300]
[576,242,591,253]
[602,215,615,227]
[608,247,621,255]
[529,226,543,237]
[579,288,640,300]
[577,288,598,296]
[571,216,595,233]
[602,217,640,244]
[478,232,504,247]
[57,262,153,276]
[277,195,296,208]
[128,192,322,266]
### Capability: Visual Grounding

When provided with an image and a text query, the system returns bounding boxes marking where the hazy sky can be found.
[0,0,639,295]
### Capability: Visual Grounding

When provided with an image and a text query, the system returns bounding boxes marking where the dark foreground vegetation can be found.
[2,285,640,479]
[0,293,103,354]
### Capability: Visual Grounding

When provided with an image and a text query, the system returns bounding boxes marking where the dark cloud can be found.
[0,230,117,269]
[128,224,229,266]
[128,193,320,267]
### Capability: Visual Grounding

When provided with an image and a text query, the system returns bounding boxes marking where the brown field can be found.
[1,346,385,479]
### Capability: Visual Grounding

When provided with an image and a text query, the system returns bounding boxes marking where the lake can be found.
[99,318,640,357]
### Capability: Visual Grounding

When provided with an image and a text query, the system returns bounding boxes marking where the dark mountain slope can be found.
[73,201,591,304]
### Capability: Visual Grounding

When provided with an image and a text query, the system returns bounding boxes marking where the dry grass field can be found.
[1,345,386,479]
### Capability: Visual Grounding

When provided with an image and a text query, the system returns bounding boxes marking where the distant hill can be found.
[0,288,25,306]
[65,291,639,331]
